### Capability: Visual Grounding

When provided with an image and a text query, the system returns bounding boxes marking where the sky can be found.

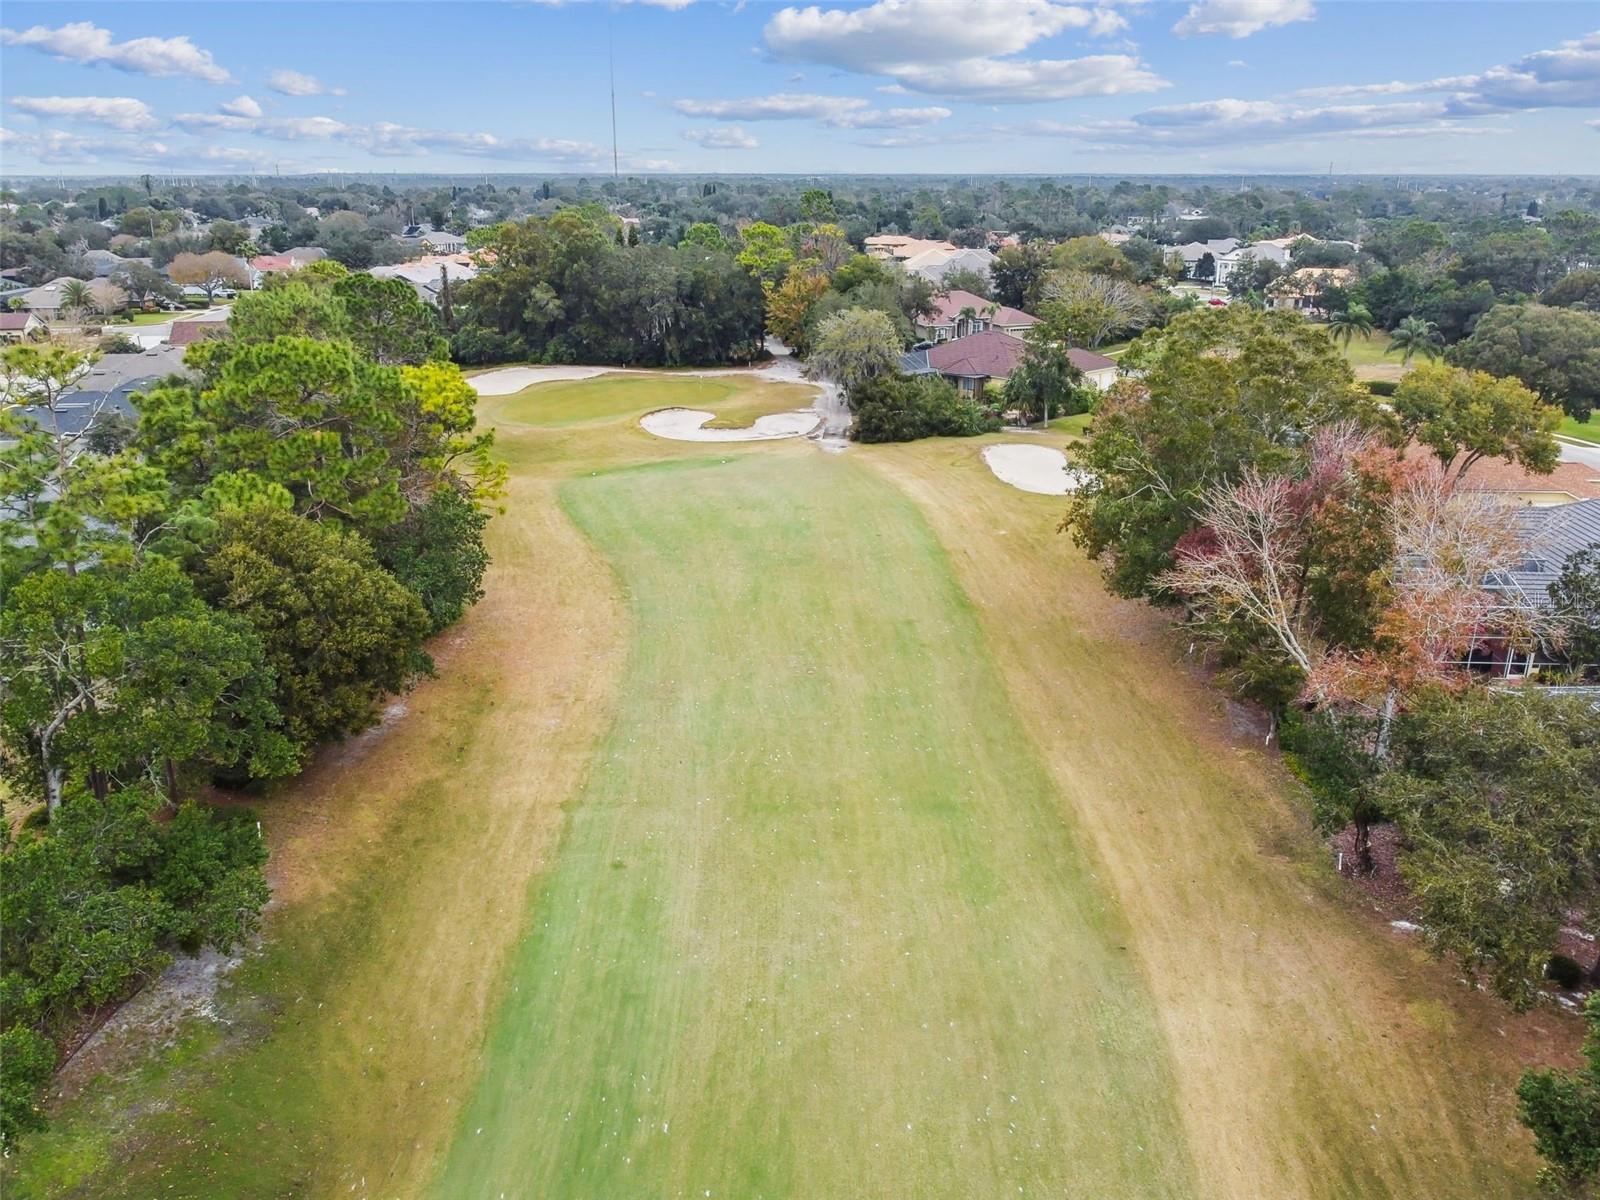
[0,1,1596,177]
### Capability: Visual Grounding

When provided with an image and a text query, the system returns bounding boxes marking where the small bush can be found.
[850,373,1001,443]
[98,332,142,355]
[1546,954,1584,990]
[1366,379,1398,397]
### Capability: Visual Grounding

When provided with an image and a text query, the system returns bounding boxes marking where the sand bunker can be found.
[468,365,618,396]
[982,444,1085,495]
[639,407,821,442]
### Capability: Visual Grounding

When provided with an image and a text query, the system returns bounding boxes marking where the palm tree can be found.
[58,278,93,325]
[1386,316,1442,365]
[1327,304,1374,348]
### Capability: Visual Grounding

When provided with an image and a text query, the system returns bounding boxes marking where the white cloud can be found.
[671,92,951,129]
[884,54,1165,102]
[8,95,157,132]
[172,112,351,140]
[267,69,345,97]
[0,126,271,167]
[1294,80,1424,99]
[1226,60,1248,69]
[1174,0,1314,38]
[0,21,232,83]
[762,0,1161,102]
[681,125,760,149]
[830,105,952,128]
[166,109,604,163]
[1294,31,1600,112]
[220,94,264,118]
[1016,29,1600,150]
[672,92,869,121]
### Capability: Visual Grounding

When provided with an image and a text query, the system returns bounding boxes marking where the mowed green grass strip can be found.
[432,451,1198,1200]
[498,373,815,429]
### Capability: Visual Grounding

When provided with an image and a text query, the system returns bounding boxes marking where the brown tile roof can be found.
[1402,443,1600,502]
[1066,347,1118,373]
[924,330,1026,379]
[924,290,1038,328]
[0,312,38,330]
[167,319,228,346]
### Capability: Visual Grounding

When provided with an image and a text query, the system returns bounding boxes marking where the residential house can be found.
[16,277,126,319]
[368,254,479,304]
[166,318,230,347]
[914,290,1038,343]
[80,248,146,278]
[900,330,1118,397]
[1469,499,1600,677]
[1172,238,1240,280]
[421,229,468,254]
[864,234,956,262]
[0,311,47,341]
[903,245,997,287]
[1266,267,1353,318]
[248,247,323,277]
[1214,237,1298,286]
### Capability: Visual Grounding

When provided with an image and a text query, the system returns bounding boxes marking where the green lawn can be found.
[1557,414,1600,444]
[1049,411,1093,436]
[115,310,177,326]
[431,451,1195,1199]
[498,373,814,429]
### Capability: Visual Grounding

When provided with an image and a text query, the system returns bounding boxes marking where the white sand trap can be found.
[640,407,821,442]
[468,365,619,396]
[982,444,1085,495]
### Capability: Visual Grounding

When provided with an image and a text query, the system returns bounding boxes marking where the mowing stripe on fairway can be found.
[432,451,1198,1199]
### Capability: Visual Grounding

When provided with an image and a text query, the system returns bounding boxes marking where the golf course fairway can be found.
[431,451,1195,1198]
[10,372,1555,1200]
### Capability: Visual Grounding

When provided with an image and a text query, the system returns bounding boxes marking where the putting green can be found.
[430,452,1196,1198]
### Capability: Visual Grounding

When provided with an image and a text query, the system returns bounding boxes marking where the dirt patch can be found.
[52,947,243,1103]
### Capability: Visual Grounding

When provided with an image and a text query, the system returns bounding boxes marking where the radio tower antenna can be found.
[608,7,620,179]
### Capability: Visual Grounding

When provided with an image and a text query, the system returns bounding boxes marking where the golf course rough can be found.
[430,452,1199,1199]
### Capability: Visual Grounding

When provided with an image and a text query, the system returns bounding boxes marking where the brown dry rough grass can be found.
[867,432,1561,1198]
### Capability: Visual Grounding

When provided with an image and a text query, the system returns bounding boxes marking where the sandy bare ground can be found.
[467,365,619,395]
[640,406,822,441]
[982,444,1084,495]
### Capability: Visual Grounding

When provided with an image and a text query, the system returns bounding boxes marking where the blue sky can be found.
[1,1,1596,176]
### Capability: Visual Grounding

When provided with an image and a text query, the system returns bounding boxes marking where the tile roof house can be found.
[915,290,1039,342]
[863,234,956,262]
[902,246,997,286]
[901,330,1120,396]
[249,248,326,274]
[166,318,230,347]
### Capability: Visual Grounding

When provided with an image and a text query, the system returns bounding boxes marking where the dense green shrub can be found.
[850,373,1001,443]
[375,489,491,633]
[0,788,267,1149]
